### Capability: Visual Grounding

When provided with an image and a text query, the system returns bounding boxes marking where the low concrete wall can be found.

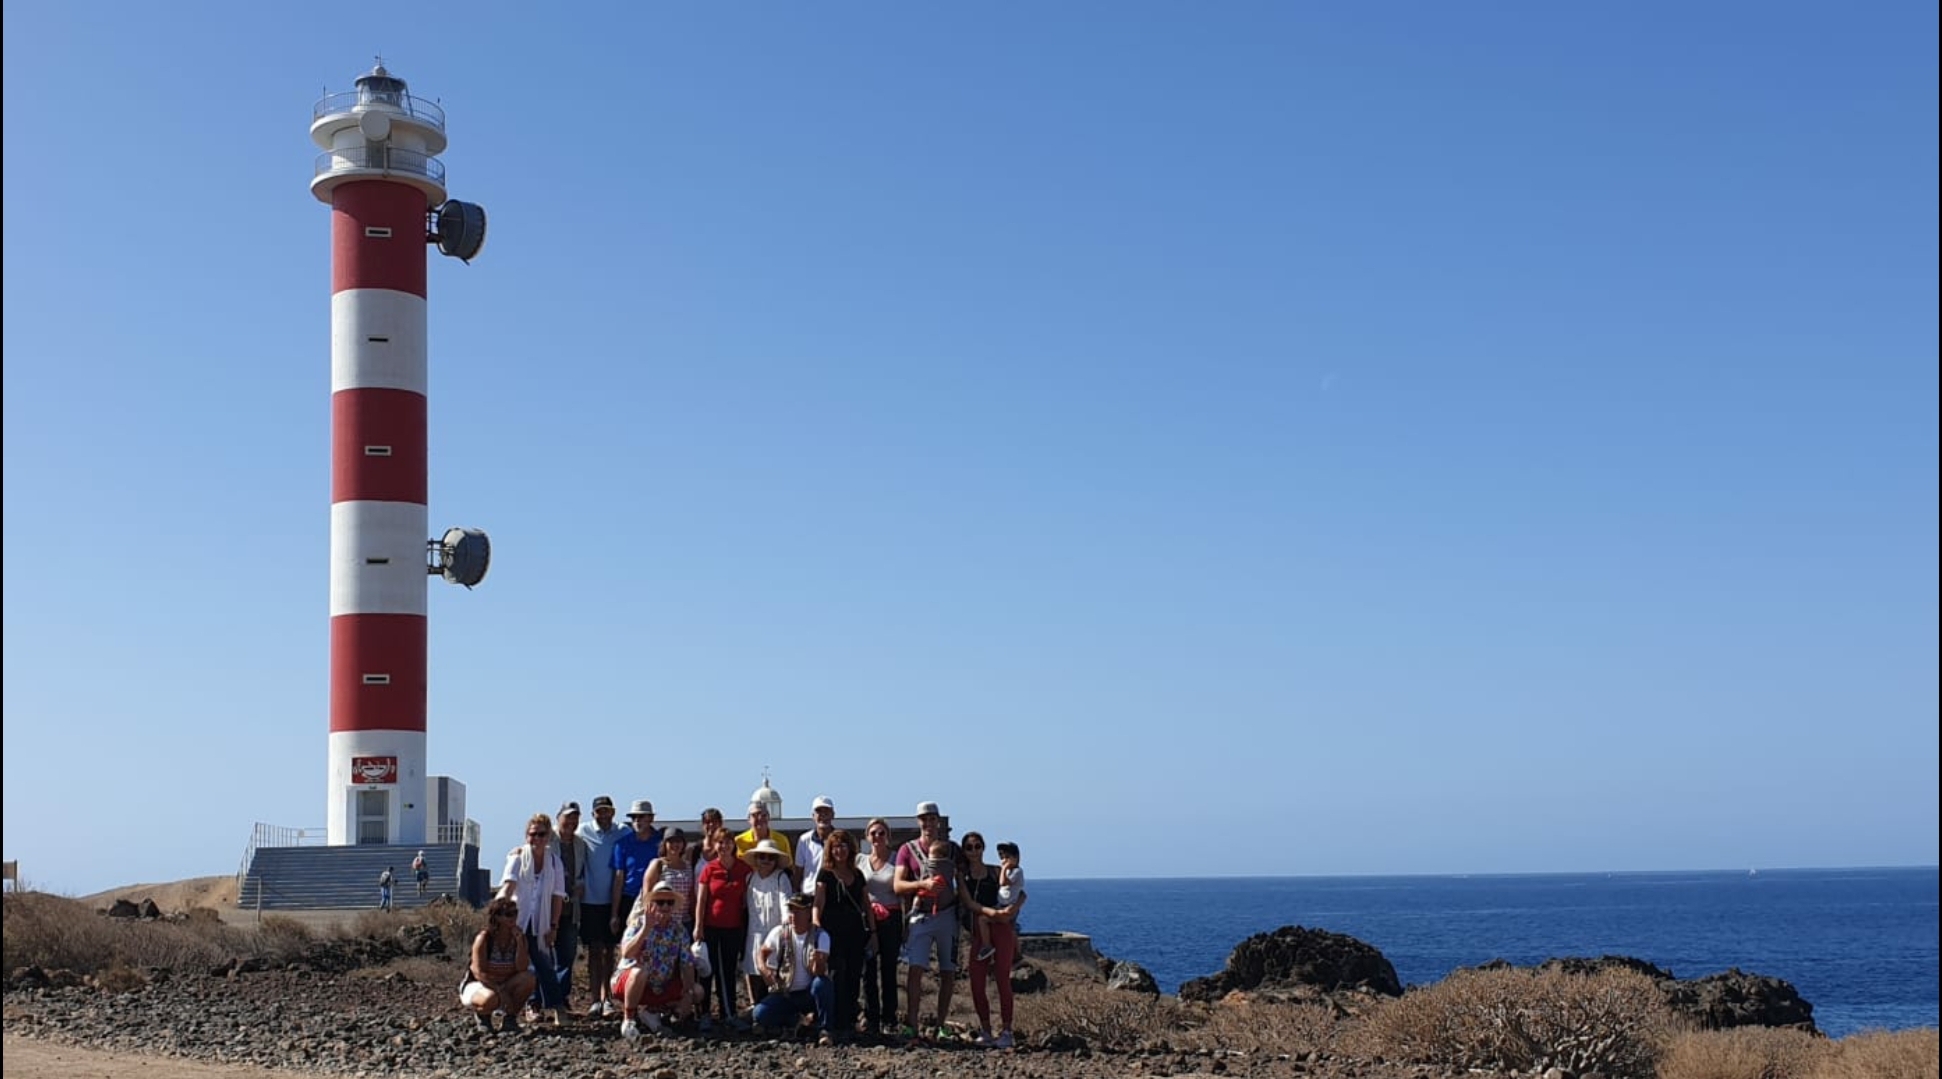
[1017,930,1101,968]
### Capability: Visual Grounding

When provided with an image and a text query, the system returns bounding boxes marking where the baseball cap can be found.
[914,801,941,817]
[812,796,835,811]
[591,795,615,811]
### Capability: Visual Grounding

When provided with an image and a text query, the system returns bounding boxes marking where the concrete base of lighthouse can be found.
[326,729,426,846]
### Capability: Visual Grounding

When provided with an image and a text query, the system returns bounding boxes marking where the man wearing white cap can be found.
[796,796,837,882]
[893,800,962,1039]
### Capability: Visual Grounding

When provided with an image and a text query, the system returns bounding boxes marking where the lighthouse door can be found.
[355,790,389,844]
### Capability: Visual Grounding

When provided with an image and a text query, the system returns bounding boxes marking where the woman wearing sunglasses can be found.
[459,897,535,1033]
[498,813,569,1025]
[613,880,699,1038]
[740,838,795,1010]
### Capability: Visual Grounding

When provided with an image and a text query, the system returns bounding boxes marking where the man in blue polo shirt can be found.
[608,799,663,947]
[578,794,629,1017]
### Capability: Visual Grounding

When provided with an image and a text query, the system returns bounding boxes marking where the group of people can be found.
[458,795,1028,1049]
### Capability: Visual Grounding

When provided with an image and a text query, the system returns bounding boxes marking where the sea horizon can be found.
[1021,866,1939,1037]
[1032,863,1940,883]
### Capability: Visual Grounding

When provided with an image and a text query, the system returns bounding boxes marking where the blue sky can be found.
[4,3,1936,897]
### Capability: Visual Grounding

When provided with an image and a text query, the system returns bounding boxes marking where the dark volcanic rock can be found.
[1670,968,1818,1033]
[137,898,163,920]
[106,899,141,919]
[1105,960,1159,995]
[1011,962,1050,995]
[1178,926,1403,1002]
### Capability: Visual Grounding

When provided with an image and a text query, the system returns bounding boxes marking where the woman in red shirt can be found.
[693,831,753,1028]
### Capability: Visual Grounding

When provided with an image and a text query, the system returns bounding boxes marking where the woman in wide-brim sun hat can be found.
[741,838,795,1008]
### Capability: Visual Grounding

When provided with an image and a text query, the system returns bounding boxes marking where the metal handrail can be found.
[313,91,446,130]
[235,822,328,893]
[313,146,445,185]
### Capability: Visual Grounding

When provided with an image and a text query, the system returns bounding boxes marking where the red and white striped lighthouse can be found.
[311,64,488,846]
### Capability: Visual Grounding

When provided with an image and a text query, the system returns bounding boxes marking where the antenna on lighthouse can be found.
[429,527,492,588]
[432,200,487,263]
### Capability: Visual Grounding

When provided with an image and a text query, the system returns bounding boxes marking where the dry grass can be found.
[1659,1026,1939,1079]
[1354,965,1684,1079]
[1811,1028,1939,1079]
[2,891,477,977]
[4,891,246,975]
[1013,981,1172,1045]
[1659,1026,1830,1079]
[343,904,481,956]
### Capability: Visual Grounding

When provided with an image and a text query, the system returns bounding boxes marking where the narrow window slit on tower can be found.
[364,226,393,238]
[365,557,391,565]
[362,674,392,686]
[366,335,390,343]
[364,445,392,456]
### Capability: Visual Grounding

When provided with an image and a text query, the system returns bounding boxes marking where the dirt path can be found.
[2,1035,305,1079]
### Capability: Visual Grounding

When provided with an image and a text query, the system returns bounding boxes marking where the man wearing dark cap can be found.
[578,795,628,1017]
[553,802,591,1010]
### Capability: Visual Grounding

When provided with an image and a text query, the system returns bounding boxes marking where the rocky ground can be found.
[2,961,1460,1079]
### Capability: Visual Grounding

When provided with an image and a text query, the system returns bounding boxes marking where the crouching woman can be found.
[459,898,535,1033]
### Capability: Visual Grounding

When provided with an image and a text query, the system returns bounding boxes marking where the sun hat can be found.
[914,801,941,817]
[811,795,835,811]
[744,838,788,862]
[627,799,655,817]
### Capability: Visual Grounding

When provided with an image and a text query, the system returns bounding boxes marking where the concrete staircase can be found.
[238,843,481,911]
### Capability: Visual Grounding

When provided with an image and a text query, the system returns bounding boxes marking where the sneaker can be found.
[971,1029,992,1046]
[587,1001,604,1018]
[473,1012,493,1033]
[992,1030,1015,1049]
[602,999,621,1018]
[620,1018,641,1041]
[501,1011,521,1033]
[817,1031,834,1047]
[641,1012,664,1035]
[696,1016,715,1033]
[976,944,996,962]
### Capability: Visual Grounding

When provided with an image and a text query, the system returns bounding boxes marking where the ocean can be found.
[1021,866,1939,1038]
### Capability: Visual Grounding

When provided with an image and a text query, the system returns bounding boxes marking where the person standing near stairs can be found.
[378,866,395,911]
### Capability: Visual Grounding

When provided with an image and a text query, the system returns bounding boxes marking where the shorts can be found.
[611,967,687,1010]
[459,980,496,1009]
[900,905,959,973]
[580,902,618,947]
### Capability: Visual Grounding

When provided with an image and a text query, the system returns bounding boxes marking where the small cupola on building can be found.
[750,773,783,819]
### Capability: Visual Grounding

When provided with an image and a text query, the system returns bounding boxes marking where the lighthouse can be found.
[311,63,490,846]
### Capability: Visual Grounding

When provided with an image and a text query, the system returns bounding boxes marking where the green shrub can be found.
[1360,965,1682,1079]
